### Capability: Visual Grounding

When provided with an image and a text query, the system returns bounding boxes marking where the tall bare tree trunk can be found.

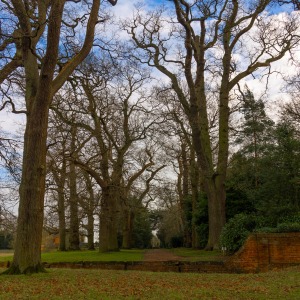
[8,104,50,273]
[2,0,116,274]
[122,208,134,249]
[181,142,192,247]
[205,179,226,250]
[58,187,67,251]
[99,186,119,252]
[177,152,189,245]
[85,173,95,250]
[5,1,65,274]
[190,149,200,249]
[51,156,67,251]
[87,210,95,250]
[69,164,80,250]
[69,126,80,250]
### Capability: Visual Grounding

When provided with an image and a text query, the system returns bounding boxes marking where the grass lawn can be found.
[0,266,299,299]
[172,248,224,261]
[0,248,223,263]
[0,249,144,263]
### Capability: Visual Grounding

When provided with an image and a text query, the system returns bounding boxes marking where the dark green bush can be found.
[132,212,153,249]
[253,213,300,233]
[277,222,300,232]
[276,213,300,232]
[195,223,208,249]
[170,235,184,248]
[0,233,13,249]
[220,213,263,253]
[278,212,300,224]
[261,206,298,227]
[254,227,278,233]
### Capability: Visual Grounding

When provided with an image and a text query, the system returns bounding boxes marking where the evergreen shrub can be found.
[254,227,278,233]
[277,213,300,232]
[278,212,300,223]
[277,222,300,232]
[220,213,264,253]
[220,212,300,254]
[170,235,184,248]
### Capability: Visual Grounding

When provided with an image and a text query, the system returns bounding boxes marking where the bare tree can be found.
[0,130,22,183]
[126,0,300,249]
[46,109,79,252]
[158,91,204,248]
[0,0,118,274]
[80,172,99,250]
[51,55,165,251]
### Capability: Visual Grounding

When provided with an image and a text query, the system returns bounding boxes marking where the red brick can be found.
[225,233,300,273]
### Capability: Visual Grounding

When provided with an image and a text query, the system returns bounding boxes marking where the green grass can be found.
[172,248,223,261]
[0,249,144,263]
[0,248,224,264]
[42,249,144,263]
[0,248,224,263]
[0,266,300,299]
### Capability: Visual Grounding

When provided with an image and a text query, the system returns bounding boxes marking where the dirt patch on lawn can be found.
[143,249,182,261]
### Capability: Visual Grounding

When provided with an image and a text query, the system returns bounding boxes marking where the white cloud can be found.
[1,4,299,136]
[110,0,142,18]
[0,110,25,137]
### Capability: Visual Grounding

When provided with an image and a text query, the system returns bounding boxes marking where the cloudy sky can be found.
[0,0,299,136]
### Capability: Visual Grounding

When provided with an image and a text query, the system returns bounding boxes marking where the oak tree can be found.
[0,0,118,274]
[126,0,300,248]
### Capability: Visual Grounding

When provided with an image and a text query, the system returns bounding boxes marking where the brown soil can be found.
[143,249,183,261]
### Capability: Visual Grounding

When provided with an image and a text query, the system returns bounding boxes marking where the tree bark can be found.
[4,0,65,274]
[205,179,226,250]
[51,156,67,251]
[122,208,134,249]
[99,186,119,252]
[2,0,117,274]
[190,148,200,249]
[7,101,50,273]
[181,142,192,247]
[87,210,95,250]
[69,126,80,250]
[85,173,95,250]
[57,186,67,251]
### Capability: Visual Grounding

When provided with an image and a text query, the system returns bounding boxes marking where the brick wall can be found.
[42,260,228,273]
[225,232,300,273]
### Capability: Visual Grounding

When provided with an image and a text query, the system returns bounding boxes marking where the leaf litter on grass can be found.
[0,266,300,299]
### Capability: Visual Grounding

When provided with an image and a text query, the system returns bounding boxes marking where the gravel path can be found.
[143,249,183,261]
